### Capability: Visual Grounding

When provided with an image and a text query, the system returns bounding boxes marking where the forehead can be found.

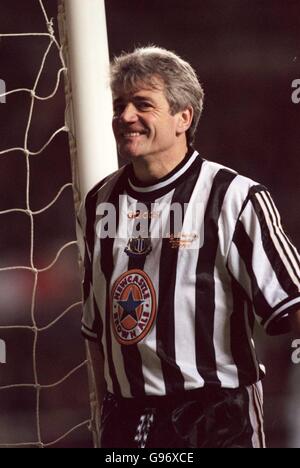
[113,77,166,100]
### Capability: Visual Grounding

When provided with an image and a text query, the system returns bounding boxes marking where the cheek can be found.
[161,119,178,137]
[112,119,118,133]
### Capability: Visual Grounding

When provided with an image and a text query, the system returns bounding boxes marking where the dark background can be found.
[0,0,299,448]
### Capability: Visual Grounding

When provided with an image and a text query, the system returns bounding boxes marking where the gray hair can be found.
[110,46,204,144]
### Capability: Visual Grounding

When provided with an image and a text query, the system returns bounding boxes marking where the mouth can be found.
[121,130,148,139]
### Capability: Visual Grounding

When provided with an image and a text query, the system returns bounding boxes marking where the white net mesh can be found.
[0,0,92,448]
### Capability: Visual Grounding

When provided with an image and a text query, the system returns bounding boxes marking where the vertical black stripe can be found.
[157,158,203,394]
[253,191,300,288]
[85,176,110,265]
[85,193,98,276]
[229,275,261,385]
[121,336,145,397]
[127,202,152,271]
[93,296,104,342]
[232,220,272,324]
[195,169,237,385]
[104,283,121,396]
[83,188,104,338]
[100,173,128,397]
[120,203,153,397]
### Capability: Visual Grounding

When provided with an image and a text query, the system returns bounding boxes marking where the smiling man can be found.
[111,78,192,183]
[79,46,300,448]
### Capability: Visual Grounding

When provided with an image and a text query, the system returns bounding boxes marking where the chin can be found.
[118,147,145,161]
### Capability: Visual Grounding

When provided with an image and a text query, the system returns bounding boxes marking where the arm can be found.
[227,186,300,336]
[78,194,107,445]
[87,340,106,407]
[289,309,300,335]
[86,340,106,447]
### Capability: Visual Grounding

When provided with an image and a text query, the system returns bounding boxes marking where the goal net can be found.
[0,0,116,448]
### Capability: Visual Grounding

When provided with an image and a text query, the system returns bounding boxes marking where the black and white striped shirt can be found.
[79,148,300,398]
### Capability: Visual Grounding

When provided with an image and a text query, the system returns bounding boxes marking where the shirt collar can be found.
[126,146,200,199]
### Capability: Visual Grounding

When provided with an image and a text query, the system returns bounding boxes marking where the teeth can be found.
[124,132,143,137]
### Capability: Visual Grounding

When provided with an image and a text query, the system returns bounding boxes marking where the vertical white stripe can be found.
[246,382,266,448]
[253,381,266,448]
[215,175,258,388]
[256,192,300,287]
[240,202,289,307]
[265,192,300,279]
[218,174,256,258]
[174,247,205,389]
[213,249,239,387]
[173,165,220,389]
[246,384,260,448]
[138,194,170,396]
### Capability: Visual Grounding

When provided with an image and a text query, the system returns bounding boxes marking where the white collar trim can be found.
[128,151,199,193]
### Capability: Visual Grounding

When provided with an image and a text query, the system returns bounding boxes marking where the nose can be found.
[119,103,139,123]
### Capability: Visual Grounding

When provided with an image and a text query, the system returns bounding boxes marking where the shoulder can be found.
[201,157,268,204]
[85,165,128,206]
[78,165,128,231]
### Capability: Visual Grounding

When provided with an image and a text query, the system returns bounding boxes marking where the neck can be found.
[131,141,189,184]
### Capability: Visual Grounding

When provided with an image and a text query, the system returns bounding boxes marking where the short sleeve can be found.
[77,193,103,342]
[226,186,300,335]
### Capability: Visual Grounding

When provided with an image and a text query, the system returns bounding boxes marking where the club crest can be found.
[125,236,152,258]
[111,269,157,345]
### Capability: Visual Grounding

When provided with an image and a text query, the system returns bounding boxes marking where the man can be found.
[79,46,300,448]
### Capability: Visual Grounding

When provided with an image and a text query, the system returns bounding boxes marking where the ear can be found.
[176,106,194,135]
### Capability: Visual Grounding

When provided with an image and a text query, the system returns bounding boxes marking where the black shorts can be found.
[100,383,265,448]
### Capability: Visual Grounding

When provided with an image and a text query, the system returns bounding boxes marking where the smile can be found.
[123,132,146,138]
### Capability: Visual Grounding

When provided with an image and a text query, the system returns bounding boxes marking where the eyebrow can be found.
[133,95,155,102]
[113,95,156,105]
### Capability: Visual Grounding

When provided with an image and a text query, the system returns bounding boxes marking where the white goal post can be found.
[58,0,118,448]
[59,0,118,200]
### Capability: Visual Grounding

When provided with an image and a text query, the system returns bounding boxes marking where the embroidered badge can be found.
[125,236,152,259]
[111,269,157,345]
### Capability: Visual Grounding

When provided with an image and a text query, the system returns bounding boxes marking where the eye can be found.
[113,104,125,116]
[136,101,152,110]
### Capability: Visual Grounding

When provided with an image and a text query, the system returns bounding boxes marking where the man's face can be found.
[112,80,186,161]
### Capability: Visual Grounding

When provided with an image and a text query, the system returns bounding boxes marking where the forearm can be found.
[86,340,106,447]
[87,340,106,408]
[289,309,300,335]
